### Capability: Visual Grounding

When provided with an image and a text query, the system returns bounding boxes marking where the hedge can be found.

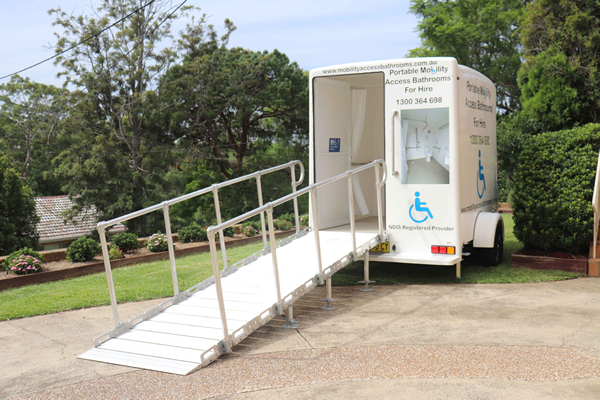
[512,123,600,253]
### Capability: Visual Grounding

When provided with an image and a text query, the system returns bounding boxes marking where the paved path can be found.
[2,278,599,399]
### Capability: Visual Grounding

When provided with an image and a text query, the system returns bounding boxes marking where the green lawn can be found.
[0,242,264,321]
[0,215,578,321]
[332,214,578,285]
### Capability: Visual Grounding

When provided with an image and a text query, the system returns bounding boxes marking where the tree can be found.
[50,0,179,172]
[167,47,308,179]
[164,47,309,222]
[408,0,526,114]
[49,0,233,233]
[0,156,39,255]
[519,0,600,130]
[0,75,69,195]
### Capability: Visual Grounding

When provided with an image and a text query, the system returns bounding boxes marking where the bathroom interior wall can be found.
[406,121,426,160]
[432,126,450,171]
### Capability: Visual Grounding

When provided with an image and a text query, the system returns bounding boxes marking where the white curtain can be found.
[400,117,409,184]
[350,89,369,215]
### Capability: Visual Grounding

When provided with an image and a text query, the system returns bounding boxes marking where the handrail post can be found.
[375,163,384,240]
[208,230,231,352]
[162,202,179,295]
[291,164,300,233]
[256,175,268,250]
[310,188,324,284]
[213,185,228,269]
[348,172,358,259]
[267,206,284,313]
[99,224,120,326]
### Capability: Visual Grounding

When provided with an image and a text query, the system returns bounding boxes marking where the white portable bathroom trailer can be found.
[309,57,502,276]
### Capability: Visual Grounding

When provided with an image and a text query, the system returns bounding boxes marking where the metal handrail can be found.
[97,160,305,327]
[593,150,600,258]
[207,159,387,350]
[207,160,386,234]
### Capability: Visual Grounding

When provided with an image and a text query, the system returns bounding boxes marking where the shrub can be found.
[278,213,295,224]
[179,224,207,243]
[512,123,600,253]
[109,245,124,260]
[5,247,44,266]
[299,214,309,227]
[145,233,170,252]
[5,247,44,272]
[7,253,43,275]
[242,221,261,232]
[274,220,293,231]
[111,232,139,253]
[213,227,235,240]
[66,237,101,262]
[242,225,258,237]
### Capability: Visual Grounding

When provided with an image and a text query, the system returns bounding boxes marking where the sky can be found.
[0,0,421,87]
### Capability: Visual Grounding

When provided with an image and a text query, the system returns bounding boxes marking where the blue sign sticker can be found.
[409,191,433,223]
[329,138,341,153]
[477,150,486,199]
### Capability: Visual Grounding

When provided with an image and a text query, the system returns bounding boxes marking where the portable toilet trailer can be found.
[309,57,502,276]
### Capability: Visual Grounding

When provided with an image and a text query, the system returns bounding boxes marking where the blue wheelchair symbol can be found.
[409,192,434,223]
[477,150,486,199]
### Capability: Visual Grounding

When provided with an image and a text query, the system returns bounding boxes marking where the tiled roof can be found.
[34,196,124,242]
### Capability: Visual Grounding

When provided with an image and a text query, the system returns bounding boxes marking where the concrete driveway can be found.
[2,278,599,399]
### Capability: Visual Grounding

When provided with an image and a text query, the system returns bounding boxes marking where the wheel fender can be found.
[473,212,503,248]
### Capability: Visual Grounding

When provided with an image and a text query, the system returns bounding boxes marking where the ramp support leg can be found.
[281,304,299,329]
[358,250,375,292]
[220,339,232,353]
[456,262,461,279]
[320,278,338,310]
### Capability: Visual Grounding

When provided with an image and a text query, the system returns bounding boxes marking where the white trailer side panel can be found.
[456,65,498,244]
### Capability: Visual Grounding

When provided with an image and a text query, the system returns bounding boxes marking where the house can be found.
[34,196,124,251]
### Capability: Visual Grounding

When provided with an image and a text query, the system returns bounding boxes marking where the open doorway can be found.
[313,73,385,230]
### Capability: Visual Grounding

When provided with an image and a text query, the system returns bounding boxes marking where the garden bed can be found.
[511,248,589,275]
[0,230,294,291]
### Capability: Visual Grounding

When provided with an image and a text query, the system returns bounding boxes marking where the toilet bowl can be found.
[425,146,432,162]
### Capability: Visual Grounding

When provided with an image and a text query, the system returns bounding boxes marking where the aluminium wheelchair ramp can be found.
[79,229,382,375]
[79,159,387,375]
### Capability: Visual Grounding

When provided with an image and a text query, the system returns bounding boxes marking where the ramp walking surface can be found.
[79,230,379,374]
[2,279,600,399]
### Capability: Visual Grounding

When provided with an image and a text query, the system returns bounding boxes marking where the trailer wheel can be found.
[480,222,503,266]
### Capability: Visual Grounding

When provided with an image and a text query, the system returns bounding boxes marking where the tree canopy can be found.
[0,75,69,195]
[167,47,308,179]
[48,0,238,234]
[0,156,39,254]
[164,47,309,222]
[519,0,600,130]
[40,0,309,235]
[408,0,526,114]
